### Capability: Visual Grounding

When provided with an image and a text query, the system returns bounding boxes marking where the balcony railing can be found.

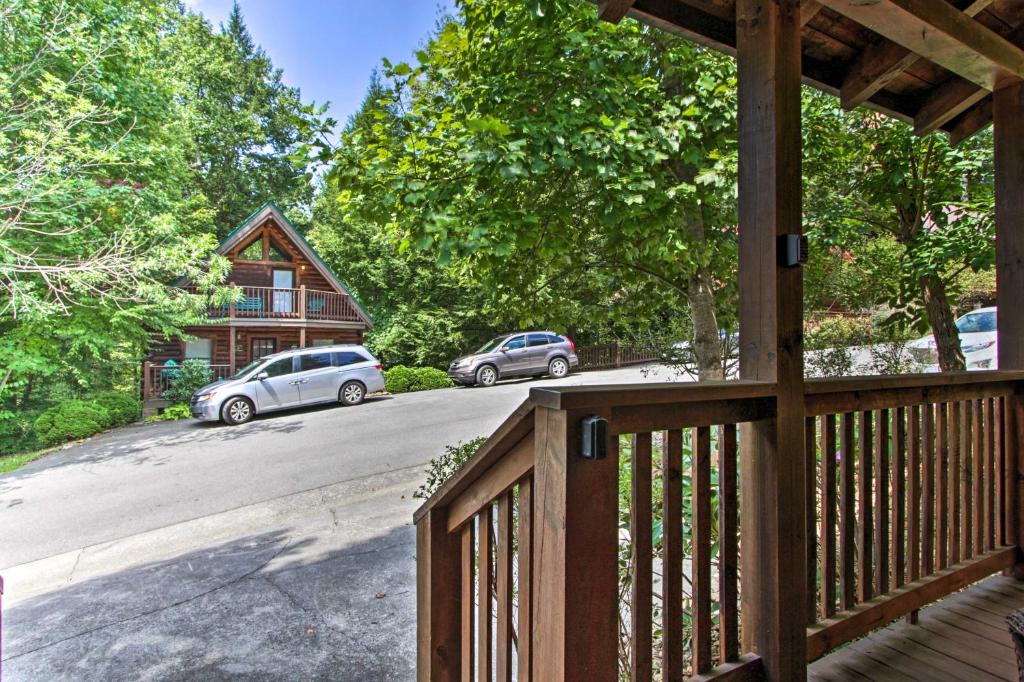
[142,362,232,401]
[184,285,362,323]
[414,370,1024,680]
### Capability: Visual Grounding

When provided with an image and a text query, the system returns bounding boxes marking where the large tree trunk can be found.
[921,274,965,371]
[687,267,724,380]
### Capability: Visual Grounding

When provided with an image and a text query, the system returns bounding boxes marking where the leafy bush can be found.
[384,365,455,393]
[368,306,468,369]
[144,403,191,422]
[415,437,488,499]
[93,391,141,425]
[161,359,214,404]
[0,409,43,455]
[33,400,111,446]
[805,315,872,378]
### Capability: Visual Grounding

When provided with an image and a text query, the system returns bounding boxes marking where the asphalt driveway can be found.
[0,365,679,681]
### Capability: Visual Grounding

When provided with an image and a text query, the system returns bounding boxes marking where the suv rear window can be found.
[333,351,369,366]
[527,334,549,347]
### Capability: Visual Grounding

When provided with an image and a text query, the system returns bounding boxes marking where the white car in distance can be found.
[908,306,997,370]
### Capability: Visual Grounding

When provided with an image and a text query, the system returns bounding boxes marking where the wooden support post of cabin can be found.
[228,326,236,375]
[416,507,461,681]
[142,361,152,401]
[531,406,619,681]
[994,81,1024,571]
[299,284,307,321]
[228,282,237,319]
[736,0,807,678]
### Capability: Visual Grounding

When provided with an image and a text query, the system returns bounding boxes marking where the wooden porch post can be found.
[142,361,152,401]
[228,326,236,375]
[993,81,1024,567]
[736,0,807,678]
[416,508,461,681]
[532,406,619,681]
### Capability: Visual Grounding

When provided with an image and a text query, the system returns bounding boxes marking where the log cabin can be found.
[143,201,372,409]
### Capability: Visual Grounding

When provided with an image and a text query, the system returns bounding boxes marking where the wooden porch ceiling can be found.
[597,0,1024,142]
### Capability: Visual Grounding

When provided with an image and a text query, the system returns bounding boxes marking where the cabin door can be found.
[272,269,294,314]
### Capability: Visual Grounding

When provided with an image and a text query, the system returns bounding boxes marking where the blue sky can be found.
[186,0,454,129]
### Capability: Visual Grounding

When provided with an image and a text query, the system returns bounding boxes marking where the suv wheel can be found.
[340,381,366,406]
[222,397,254,425]
[548,357,569,379]
[476,364,498,387]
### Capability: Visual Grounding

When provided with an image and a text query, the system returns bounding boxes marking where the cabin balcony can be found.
[184,285,365,327]
[415,371,1024,681]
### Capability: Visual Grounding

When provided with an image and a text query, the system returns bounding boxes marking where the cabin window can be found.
[185,338,212,361]
[267,240,291,262]
[251,338,277,360]
[238,238,263,261]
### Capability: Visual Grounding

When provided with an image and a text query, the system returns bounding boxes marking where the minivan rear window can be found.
[956,311,996,333]
[333,351,368,366]
[300,352,333,371]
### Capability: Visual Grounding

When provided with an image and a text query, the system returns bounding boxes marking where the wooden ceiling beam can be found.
[801,0,824,27]
[818,0,1024,90]
[597,0,637,24]
[839,0,993,110]
[914,75,990,134]
[949,96,993,144]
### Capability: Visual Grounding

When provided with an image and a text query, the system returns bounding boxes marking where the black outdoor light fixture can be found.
[779,233,809,267]
[581,415,608,459]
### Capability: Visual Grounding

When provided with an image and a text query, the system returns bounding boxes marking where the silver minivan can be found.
[448,331,579,387]
[190,344,386,425]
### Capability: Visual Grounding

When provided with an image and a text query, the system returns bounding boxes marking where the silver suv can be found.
[190,344,385,425]
[448,332,579,387]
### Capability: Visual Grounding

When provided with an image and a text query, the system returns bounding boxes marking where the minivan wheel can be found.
[340,381,366,406]
[222,397,254,425]
[548,357,569,379]
[476,365,498,387]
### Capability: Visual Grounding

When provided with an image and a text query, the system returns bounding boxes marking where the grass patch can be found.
[0,447,52,474]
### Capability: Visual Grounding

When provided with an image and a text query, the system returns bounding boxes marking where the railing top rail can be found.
[804,369,1024,395]
[182,284,345,297]
[413,399,535,523]
[529,379,777,411]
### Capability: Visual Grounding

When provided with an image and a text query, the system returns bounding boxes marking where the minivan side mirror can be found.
[254,371,269,381]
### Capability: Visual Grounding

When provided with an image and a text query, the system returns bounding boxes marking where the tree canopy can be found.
[0,0,321,416]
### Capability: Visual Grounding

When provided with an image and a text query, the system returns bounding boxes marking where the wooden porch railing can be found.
[142,362,232,401]
[577,342,659,370]
[415,370,1024,681]
[184,285,361,323]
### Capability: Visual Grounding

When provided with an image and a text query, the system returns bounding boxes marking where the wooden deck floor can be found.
[809,575,1024,681]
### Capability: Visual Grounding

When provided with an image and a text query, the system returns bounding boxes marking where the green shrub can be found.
[161,359,214,404]
[384,365,416,393]
[33,400,111,446]
[415,436,488,499]
[143,403,191,422]
[93,391,141,425]
[411,366,454,391]
[0,410,43,455]
[384,365,455,393]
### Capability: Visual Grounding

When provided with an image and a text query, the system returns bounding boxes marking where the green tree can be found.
[169,3,322,235]
[329,0,740,379]
[0,0,228,411]
[804,94,994,371]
